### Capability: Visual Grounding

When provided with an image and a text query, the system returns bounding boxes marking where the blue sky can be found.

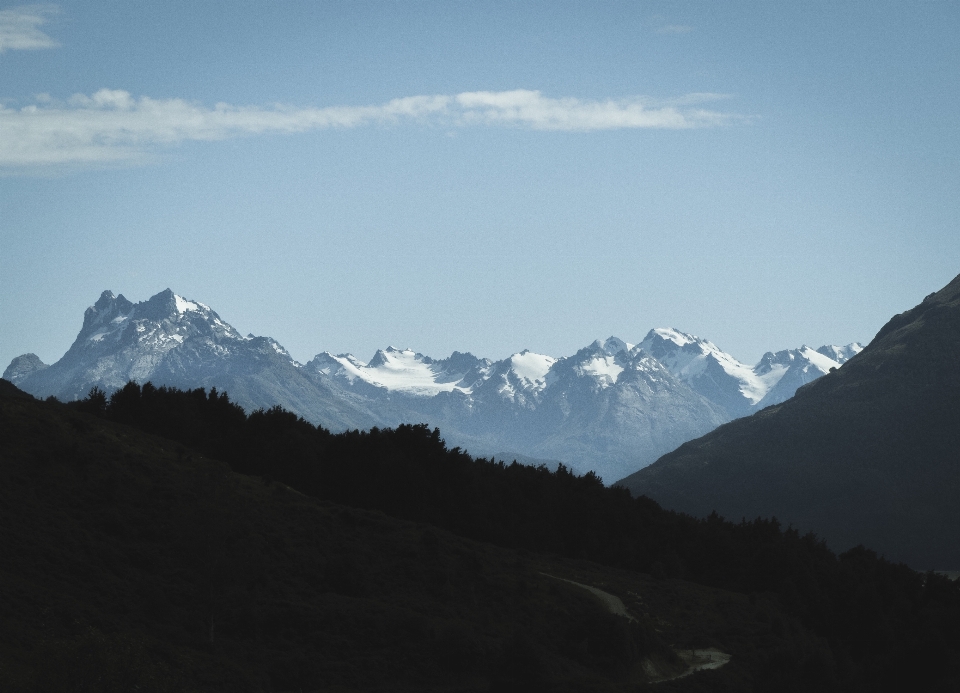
[2,1,959,370]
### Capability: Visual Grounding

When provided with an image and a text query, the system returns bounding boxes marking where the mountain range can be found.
[619,272,960,569]
[4,288,860,481]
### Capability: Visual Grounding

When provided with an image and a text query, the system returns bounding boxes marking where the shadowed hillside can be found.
[618,273,960,570]
[3,380,960,690]
[0,383,696,691]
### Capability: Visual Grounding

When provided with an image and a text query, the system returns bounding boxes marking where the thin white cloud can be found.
[0,4,58,52]
[0,88,744,169]
[454,90,728,130]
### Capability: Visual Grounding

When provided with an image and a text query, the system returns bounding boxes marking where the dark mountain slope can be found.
[618,273,960,570]
[27,378,960,691]
[3,383,710,691]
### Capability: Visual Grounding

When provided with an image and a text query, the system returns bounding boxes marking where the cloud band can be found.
[0,88,741,168]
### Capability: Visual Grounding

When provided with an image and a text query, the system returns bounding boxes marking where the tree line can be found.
[72,381,960,691]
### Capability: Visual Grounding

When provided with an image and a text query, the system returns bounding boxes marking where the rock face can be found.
[2,353,48,383]
[6,288,858,482]
[636,328,863,416]
[618,274,960,570]
[3,290,381,431]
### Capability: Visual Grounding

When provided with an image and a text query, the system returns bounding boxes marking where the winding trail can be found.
[541,573,635,621]
[542,573,731,682]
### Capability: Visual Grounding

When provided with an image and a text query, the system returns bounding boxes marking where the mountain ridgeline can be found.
[4,288,860,481]
[619,273,960,570]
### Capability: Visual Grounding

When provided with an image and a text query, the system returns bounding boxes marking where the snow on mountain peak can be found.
[595,336,633,355]
[639,328,769,405]
[750,346,846,409]
[648,327,697,348]
[796,345,841,373]
[508,350,556,386]
[173,294,202,313]
[816,343,864,364]
[576,354,623,387]
[310,346,476,396]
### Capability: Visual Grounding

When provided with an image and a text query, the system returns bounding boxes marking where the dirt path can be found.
[541,573,635,621]
[543,573,731,683]
[674,648,732,677]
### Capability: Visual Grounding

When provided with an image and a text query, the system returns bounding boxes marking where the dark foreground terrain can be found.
[1,379,959,691]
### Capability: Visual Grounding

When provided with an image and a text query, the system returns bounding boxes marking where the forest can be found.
[51,380,960,691]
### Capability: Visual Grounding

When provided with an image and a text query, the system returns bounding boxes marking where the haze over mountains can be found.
[620,272,960,569]
[4,288,860,481]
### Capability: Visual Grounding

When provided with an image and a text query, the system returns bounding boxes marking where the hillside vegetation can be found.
[2,379,959,690]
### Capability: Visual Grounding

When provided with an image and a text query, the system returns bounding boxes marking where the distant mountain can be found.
[3,289,381,431]
[500,341,731,482]
[301,337,730,481]
[636,328,863,416]
[751,345,855,409]
[6,288,859,482]
[618,274,960,570]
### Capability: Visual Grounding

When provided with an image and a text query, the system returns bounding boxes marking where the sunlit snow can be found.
[320,348,473,396]
[797,346,841,374]
[578,355,623,387]
[509,350,556,387]
[173,295,200,313]
[640,327,769,404]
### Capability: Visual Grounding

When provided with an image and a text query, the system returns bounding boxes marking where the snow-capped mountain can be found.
[638,328,764,416]
[637,327,864,416]
[526,340,728,481]
[753,345,849,409]
[307,348,490,397]
[816,343,863,364]
[5,289,862,482]
[5,289,381,431]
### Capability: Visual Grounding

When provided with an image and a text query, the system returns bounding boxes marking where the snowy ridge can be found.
[752,345,850,408]
[638,327,862,414]
[307,326,860,415]
[5,287,865,482]
[576,354,623,388]
[508,350,555,389]
[309,347,481,396]
[638,328,767,405]
[816,343,864,364]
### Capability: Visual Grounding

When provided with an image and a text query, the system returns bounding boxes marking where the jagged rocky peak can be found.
[438,350,489,372]
[6,285,868,482]
[755,345,836,373]
[368,346,428,368]
[816,343,863,364]
[2,353,49,385]
[136,288,204,321]
[586,336,632,356]
[638,327,705,359]
[307,351,343,369]
[81,290,134,332]
[507,350,556,383]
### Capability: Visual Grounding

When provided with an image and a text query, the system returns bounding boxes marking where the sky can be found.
[2,1,959,370]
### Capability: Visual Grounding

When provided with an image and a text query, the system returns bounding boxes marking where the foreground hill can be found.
[619,273,960,570]
[2,381,745,692]
[6,379,960,690]
[4,289,858,480]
